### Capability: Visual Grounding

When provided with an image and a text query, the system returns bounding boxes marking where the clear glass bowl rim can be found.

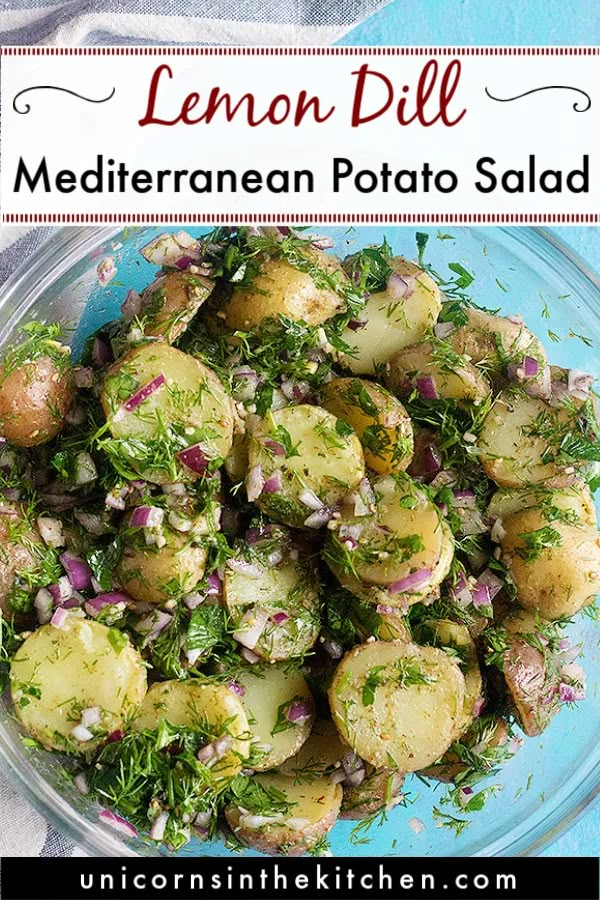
[0,224,599,858]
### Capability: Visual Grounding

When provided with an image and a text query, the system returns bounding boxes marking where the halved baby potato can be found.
[0,504,47,619]
[324,474,454,609]
[329,640,465,771]
[101,343,234,483]
[237,665,315,770]
[487,481,597,528]
[220,250,345,331]
[385,341,491,405]
[223,545,321,662]
[117,525,208,604]
[10,618,146,752]
[225,772,342,856]
[498,608,561,737]
[140,270,214,343]
[500,508,600,620]
[414,618,483,734]
[450,307,549,393]
[477,391,575,488]
[246,405,365,528]
[0,352,74,447]
[133,678,250,783]
[320,377,414,474]
[340,258,442,375]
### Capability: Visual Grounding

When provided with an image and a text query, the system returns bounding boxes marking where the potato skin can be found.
[340,767,405,820]
[117,528,208,604]
[329,640,465,772]
[450,307,547,381]
[503,637,559,737]
[500,508,600,619]
[221,251,344,331]
[320,377,414,475]
[0,355,74,446]
[421,716,510,782]
[10,619,147,752]
[141,270,214,343]
[0,504,44,619]
[385,341,491,405]
[225,773,342,856]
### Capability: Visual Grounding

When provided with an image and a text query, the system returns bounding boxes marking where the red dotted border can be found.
[0,46,598,56]
[1,46,597,225]
[3,213,599,225]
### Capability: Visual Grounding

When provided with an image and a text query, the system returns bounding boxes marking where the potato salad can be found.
[0,227,598,854]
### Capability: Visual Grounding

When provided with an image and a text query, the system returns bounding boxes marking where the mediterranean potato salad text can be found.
[0,227,598,854]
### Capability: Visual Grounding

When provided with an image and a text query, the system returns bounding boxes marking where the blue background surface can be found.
[342,0,600,859]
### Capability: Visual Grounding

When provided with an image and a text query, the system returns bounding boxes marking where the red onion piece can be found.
[261,438,286,457]
[472,697,486,717]
[122,373,167,413]
[285,699,313,725]
[85,592,133,617]
[271,612,290,625]
[48,577,73,605]
[451,489,476,508]
[507,314,524,325]
[92,336,113,368]
[60,552,93,591]
[376,604,396,615]
[416,376,439,401]
[134,610,173,644]
[345,769,366,787]
[246,465,264,502]
[206,572,221,595]
[523,356,539,378]
[228,680,246,697]
[388,568,432,595]
[310,235,334,250]
[177,443,209,474]
[233,608,269,650]
[471,582,491,608]
[280,379,310,402]
[99,809,138,839]
[568,368,595,400]
[433,322,456,340]
[347,318,368,332]
[299,489,324,511]
[121,289,142,321]
[97,256,117,286]
[50,607,69,629]
[423,445,442,476]
[304,507,334,529]
[559,683,579,703]
[387,272,416,300]
[241,647,260,665]
[227,558,264,579]
[129,505,165,528]
[476,569,504,600]
[149,811,169,842]
[106,730,124,744]
[175,255,196,270]
[408,817,426,835]
[263,472,283,494]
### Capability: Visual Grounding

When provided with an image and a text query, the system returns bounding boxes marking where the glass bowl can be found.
[0,225,598,858]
